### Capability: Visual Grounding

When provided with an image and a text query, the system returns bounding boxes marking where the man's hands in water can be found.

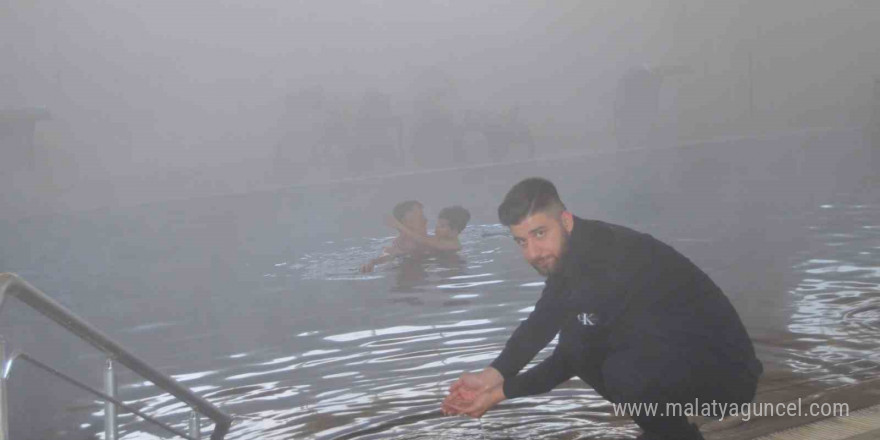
[442,367,506,418]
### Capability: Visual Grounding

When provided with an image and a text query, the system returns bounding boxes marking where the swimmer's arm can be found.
[383,237,407,255]
[360,240,407,273]
[371,253,396,265]
[360,253,394,273]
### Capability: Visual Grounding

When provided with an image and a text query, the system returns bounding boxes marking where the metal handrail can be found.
[7,352,198,440]
[0,273,233,439]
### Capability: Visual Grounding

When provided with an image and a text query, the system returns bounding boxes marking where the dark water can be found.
[0,129,877,439]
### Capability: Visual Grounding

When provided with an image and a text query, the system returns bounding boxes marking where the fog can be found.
[2,0,878,216]
[1,3,879,438]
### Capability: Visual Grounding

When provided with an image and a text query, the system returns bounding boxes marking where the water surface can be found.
[1,130,877,439]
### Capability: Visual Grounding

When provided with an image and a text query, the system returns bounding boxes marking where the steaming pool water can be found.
[1,129,877,439]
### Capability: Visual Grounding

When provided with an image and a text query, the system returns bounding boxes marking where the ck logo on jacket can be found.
[577,312,597,326]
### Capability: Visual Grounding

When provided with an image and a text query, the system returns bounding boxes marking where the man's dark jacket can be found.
[490,216,762,398]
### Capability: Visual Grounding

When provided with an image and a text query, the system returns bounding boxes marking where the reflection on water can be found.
[0,135,877,439]
[9,197,874,440]
[785,202,880,384]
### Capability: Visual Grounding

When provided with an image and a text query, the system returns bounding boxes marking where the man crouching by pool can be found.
[442,177,762,440]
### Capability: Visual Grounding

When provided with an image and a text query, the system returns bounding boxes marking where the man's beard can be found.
[531,229,571,277]
[532,260,554,277]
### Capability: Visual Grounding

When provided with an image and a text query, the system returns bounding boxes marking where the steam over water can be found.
[0,130,877,439]
[3,1,878,437]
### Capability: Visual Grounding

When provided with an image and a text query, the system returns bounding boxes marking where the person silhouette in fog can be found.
[614,66,661,149]
[871,75,880,156]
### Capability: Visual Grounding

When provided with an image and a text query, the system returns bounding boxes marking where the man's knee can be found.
[600,351,672,404]
[599,347,756,407]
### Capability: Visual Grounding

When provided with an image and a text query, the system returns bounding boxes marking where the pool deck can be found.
[701,374,880,440]
[754,404,880,440]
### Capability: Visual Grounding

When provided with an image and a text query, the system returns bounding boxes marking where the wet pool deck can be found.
[753,404,880,440]
[701,374,880,440]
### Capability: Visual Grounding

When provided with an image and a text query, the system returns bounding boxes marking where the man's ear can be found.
[561,210,574,234]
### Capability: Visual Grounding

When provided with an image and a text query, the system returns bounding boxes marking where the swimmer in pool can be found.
[360,200,428,273]
[386,205,470,253]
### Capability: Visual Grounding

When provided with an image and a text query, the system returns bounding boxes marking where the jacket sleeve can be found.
[490,287,565,380]
[502,346,574,399]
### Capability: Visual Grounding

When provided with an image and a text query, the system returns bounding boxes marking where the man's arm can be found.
[386,216,461,252]
[443,287,563,410]
[499,347,573,399]
[489,288,565,379]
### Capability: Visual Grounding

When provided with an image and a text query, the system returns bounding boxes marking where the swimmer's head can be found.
[436,206,470,239]
[393,200,427,236]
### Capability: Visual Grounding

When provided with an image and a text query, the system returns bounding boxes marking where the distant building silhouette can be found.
[872,76,880,152]
[614,66,662,149]
[0,107,51,170]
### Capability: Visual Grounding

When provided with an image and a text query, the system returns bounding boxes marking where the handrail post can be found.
[0,339,8,440]
[104,358,117,440]
[0,273,232,439]
[189,410,201,440]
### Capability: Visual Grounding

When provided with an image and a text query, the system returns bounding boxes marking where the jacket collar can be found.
[548,215,594,285]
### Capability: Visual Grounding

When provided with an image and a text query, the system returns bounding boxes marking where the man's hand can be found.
[444,384,506,418]
[442,367,504,416]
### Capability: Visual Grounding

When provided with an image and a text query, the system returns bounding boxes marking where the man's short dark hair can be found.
[498,178,566,226]
[438,206,471,233]
[393,200,422,221]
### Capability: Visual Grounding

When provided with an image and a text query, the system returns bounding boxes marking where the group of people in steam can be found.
[361,178,762,440]
[359,202,471,273]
